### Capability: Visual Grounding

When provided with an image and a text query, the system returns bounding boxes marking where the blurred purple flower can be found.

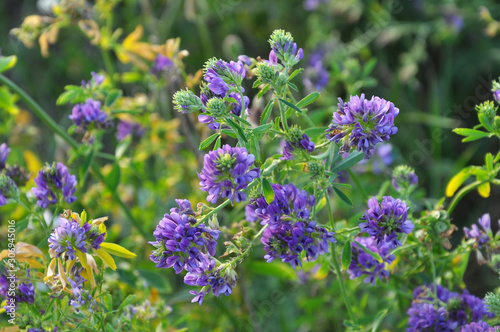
[151,54,173,75]
[116,120,145,141]
[464,214,499,249]
[303,50,329,93]
[0,143,9,170]
[69,99,112,132]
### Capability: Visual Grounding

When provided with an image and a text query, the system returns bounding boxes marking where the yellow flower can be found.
[115,25,156,69]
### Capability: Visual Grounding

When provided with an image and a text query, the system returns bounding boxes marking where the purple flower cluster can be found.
[392,166,418,192]
[247,183,336,269]
[1,272,35,308]
[198,58,249,130]
[0,174,17,207]
[268,30,303,67]
[303,50,329,93]
[359,196,414,248]
[347,236,395,285]
[149,200,237,305]
[151,54,173,75]
[0,143,9,170]
[407,284,495,331]
[464,214,499,249]
[116,120,145,141]
[48,217,105,261]
[68,277,97,313]
[198,145,259,204]
[184,257,238,305]
[149,199,220,273]
[69,99,112,132]
[326,94,399,158]
[282,126,315,160]
[81,71,104,88]
[31,162,77,208]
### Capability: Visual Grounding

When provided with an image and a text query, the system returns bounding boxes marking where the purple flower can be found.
[282,126,315,160]
[261,220,335,269]
[69,99,112,132]
[494,90,500,104]
[0,143,9,170]
[464,214,499,249]
[407,285,494,331]
[268,30,303,67]
[303,50,329,93]
[116,120,145,141]
[81,71,105,88]
[184,259,238,304]
[31,162,77,208]
[461,321,497,332]
[48,217,89,261]
[237,55,253,66]
[198,145,259,204]
[392,165,418,193]
[359,196,414,248]
[68,277,97,313]
[347,236,395,285]
[326,94,399,158]
[151,54,173,75]
[149,199,220,273]
[303,0,328,11]
[0,174,17,207]
[204,58,246,87]
[1,271,35,309]
[246,183,315,228]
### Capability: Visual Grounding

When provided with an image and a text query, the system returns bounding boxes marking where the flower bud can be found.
[173,89,204,114]
[392,165,418,194]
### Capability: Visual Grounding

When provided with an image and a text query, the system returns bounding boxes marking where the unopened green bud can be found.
[173,89,204,114]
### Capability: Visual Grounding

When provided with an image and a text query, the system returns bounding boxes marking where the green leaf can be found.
[332,186,352,207]
[278,98,303,114]
[253,124,272,136]
[288,68,304,81]
[453,128,491,140]
[56,89,81,105]
[105,90,122,107]
[115,136,131,159]
[118,294,136,311]
[106,163,121,192]
[362,58,377,78]
[296,92,320,108]
[261,178,275,204]
[330,151,364,173]
[15,218,29,233]
[257,84,271,99]
[103,293,113,312]
[371,309,389,332]
[252,79,262,89]
[248,261,297,281]
[260,99,275,125]
[0,55,17,73]
[287,82,298,92]
[214,136,221,150]
[250,134,261,162]
[495,151,500,163]
[199,132,219,150]
[478,113,495,133]
[342,241,352,270]
[485,153,494,172]
[221,129,237,138]
[225,117,248,143]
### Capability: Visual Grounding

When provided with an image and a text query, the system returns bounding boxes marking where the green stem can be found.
[325,191,355,322]
[278,99,289,132]
[347,169,368,201]
[447,180,488,215]
[101,48,116,83]
[0,74,148,239]
[429,250,438,300]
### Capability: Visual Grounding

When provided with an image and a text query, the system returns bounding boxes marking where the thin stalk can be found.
[347,169,368,201]
[0,74,148,239]
[325,191,355,322]
[429,250,438,300]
